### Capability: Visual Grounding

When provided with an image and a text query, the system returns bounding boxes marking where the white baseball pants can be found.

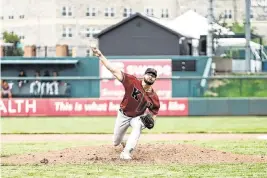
[113,109,145,154]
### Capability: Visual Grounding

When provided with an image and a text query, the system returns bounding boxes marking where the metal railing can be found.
[2,75,267,97]
[3,75,267,80]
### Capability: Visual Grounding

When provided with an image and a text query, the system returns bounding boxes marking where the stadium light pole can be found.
[207,0,214,59]
[0,0,3,58]
[0,4,2,42]
[245,0,251,72]
[75,6,78,57]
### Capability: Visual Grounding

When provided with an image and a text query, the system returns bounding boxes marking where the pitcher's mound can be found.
[2,143,267,165]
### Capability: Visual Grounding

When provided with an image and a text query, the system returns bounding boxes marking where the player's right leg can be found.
[113,109,131,147]
[120,116,145,160]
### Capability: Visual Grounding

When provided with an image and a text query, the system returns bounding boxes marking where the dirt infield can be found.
[1,133,265,143]
[2,134,267,165]
[2,143,267,165]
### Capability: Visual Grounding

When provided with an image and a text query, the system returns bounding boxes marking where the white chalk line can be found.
[257,135,267,140]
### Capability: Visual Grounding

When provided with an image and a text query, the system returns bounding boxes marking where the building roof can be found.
[95,10,235,40]
[168,10,235,39]
[94,12,188,38]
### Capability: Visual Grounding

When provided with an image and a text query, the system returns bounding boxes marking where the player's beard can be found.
[144,78,154,85]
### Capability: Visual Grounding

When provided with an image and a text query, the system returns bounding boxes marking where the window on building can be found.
[105,7,115,17]
[224,10,232,19]
[19,15,25,19]
[123,8,133,17]
[62,7,66,16]
[86,28,90,37]
[0,16,3,20]
[228,10,232,19]
[86,27,98,38]
[62,28,66,37]
[19,36,25,39]
[161,9,169,18]
[8,16,14,19]
[145,8,154,16]
[68,28,72,37]
[224,10,227,19]
[68,7,72,16]
[62,27,72,38]
[86,7,96,17]
[62,6,72,16]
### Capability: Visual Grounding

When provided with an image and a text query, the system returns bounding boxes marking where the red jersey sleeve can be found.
[121,72,138,88]
[148,94,160,115]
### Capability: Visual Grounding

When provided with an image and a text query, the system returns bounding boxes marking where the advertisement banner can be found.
[0,98,188,117]
[99,59,172,99]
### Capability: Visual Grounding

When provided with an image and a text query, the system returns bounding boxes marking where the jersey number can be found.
[131,87,141,101]
[132,87,153,113]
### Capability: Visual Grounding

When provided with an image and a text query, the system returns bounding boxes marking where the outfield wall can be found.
[1,98,267,116]
[188,98,267,116]
[1,56,208,98]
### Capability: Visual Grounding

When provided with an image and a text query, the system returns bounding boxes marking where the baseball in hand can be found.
[90,43,97,48]
[91,47,102,57]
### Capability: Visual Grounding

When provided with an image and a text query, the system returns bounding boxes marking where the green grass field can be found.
[2,116,267,134]
[1,116,267,178]
[2,163,266,178]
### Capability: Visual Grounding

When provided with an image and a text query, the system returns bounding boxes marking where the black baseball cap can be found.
[145,68,157,77]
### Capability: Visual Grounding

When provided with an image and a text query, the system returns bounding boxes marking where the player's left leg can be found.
[113,109,131,147]
[120,116,145,159]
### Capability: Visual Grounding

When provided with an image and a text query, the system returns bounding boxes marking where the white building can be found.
[0,0,266,57]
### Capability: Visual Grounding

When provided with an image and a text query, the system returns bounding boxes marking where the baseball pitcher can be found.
[92,47,160,160]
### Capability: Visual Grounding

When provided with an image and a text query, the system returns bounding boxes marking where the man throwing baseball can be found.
[92,48,160,160]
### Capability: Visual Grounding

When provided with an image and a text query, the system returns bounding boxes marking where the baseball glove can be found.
[140,113,154,129]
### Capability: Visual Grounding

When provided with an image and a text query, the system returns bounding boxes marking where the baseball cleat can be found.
[120,151,132,160]
[121,141,126,148]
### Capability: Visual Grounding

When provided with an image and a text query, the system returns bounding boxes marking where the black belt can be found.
[119,108,126,115]
[119,108,129,117]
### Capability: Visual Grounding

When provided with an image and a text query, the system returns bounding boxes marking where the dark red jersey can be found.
[119,72,160,117]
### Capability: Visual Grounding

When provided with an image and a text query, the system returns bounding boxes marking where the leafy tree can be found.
[228,22,256,34]
[216,21,267,45]
[230,22,267,45]
[2,31,24,56]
